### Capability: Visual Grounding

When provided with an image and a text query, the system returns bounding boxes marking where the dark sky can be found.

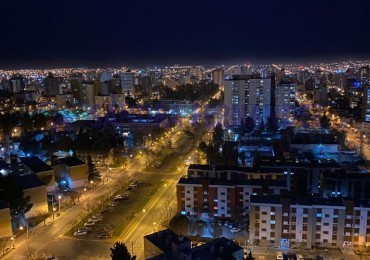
[1,0,370,69]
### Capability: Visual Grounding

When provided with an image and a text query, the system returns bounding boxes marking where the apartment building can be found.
[250,195,370,248]
[176,178,287,220]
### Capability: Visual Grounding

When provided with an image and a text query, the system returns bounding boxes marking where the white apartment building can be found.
[224,78,271,127]
[275,82,296,126]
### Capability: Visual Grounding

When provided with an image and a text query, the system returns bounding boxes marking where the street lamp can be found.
[20,224,29,238]
[153,222,157,232]
[10,237,14,248]
[58,195,62,213]
[52,207,56,220]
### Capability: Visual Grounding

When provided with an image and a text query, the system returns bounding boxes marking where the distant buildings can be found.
[275,82,296,126]
[120,71,135,97]
[212,68,224,87]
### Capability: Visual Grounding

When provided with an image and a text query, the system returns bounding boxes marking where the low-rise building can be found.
[16,174,48,219]
[20,156,55,192]
[53,156,88,189]
[144,229,243,260]
[177,177,287,220]
[0,202,12,239]
[249,195,370,249]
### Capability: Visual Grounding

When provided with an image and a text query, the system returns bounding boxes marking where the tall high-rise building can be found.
[224,78,271,127]
[224,79,245,126]
[275,82,296,126]
[362,85,370,122]
[81,83,95,108]
[120,71,135,96]
[44,73,61,96]
[245,78,272,127]
[212,68,224,87]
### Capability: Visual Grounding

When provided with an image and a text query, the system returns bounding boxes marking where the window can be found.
[262,212,268,215]
[270,220,276,224]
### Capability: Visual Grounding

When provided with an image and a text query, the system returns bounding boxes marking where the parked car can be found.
[97,233,109,239]
[296,254,304,260]
[230,227,241,233]
[84,221,95,226]
[88,217,102,223]
[127,187,133,191]
[276,252,284,260]
[74,230,88,236]
[77,227,91,232]
[129,183,137,188]
[108,202,116,207]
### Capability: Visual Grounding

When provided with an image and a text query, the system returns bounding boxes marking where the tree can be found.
[169,215,189,235]
[36,210,49,226]
[259,119,265,131]
[68,191,82,205]
[110,241,136,260]
[0,175,33,216]
[244,117,255,132]
[266,115,278,132]
[23,245,41,260]
[0,239,8,256]
[87,154,100,181]
[211,223,223,238]
[213,123,224,146]
[319,115,330,129]
[252,239,260,246]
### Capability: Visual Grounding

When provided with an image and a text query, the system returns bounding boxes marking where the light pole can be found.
[58,195,62,213]
[20,224,29,238]
[153,222,157,232]
[52,207,56,220]
[90,180,95,191]
[10,237,14,248]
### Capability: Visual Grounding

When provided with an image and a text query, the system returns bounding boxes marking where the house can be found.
[0,202,12,239]
[16,174,48,219]
[20,156,55,192]
[144,229,243,260]
[53,156,88,189]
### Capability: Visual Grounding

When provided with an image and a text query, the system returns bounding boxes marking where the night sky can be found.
[1,0,370,69]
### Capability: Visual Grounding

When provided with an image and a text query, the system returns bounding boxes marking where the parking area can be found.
[66,177,163,240]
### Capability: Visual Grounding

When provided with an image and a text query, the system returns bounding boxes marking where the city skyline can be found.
[1,0,369,69]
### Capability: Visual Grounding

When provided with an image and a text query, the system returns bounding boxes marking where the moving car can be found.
[276,252,284,260]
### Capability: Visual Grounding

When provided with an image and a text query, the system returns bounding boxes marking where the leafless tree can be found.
[68,191,82,205]
[0,239,8,256]
[36,210,49,226]
[23,245,41,260]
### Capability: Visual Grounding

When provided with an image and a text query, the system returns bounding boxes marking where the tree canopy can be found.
[110,242,136,260]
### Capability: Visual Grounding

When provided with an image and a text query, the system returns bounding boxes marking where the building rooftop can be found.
[0,201,9,210]
[178,177,287,188]
[188,164,254,173]
[191,237,243,259]
[250,194,345,207]
[144,229,191,255]
[20,156,52,173]
[59,156,86,167]
[15,174,45,190]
